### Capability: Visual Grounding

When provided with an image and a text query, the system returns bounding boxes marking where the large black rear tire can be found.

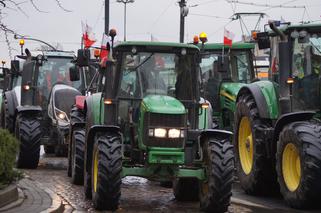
[71,130,85,185]
[199,138,234,213]
[173,178,199,201]
[276,121,321,209]
[91,133,122,211]
[234,94,278,195]
[16,114,42,169]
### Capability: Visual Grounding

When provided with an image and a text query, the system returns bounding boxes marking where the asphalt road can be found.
[20,146,318,213]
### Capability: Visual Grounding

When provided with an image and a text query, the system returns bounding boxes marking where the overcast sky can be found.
[0,0,320,63]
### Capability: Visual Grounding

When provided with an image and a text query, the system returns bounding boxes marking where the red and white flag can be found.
[223,28,235,47]
[82,21,96,48]
[100,33,110,66]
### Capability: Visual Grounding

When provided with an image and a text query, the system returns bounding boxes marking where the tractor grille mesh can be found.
[143,113,186,148]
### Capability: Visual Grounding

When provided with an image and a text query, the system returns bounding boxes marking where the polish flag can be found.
[100,33,110,60]
[99,33,111,67]
[223,28,235,47]
[82,22,96,48]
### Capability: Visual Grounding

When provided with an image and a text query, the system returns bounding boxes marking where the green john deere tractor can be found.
[77,41,234,212]
[199,42,256,130]
[234,22,321,209]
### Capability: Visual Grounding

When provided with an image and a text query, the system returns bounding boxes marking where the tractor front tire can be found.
[71,130,85,185]
[16,115,42,169]
[70,105,85,123]
[91,133,122,211]
[199,138,234,213]
[234,94,278,195]
[173,178,199,201]
[276,121,321,209]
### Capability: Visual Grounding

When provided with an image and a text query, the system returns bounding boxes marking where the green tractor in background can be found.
[198,41,256,130]
[74,41,234,212]
[234,21,321,209]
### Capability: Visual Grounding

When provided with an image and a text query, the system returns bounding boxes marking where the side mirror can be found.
[217,55,229,72]
[257,32,270,49]
[69,65,80,81]
[76,49,90,67]
[10,60,20,75]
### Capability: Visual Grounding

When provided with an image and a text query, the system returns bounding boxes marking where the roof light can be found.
[199,32,208,43]
[19,39,25,46]
[193,35,199,44]
[94,49,100,58]
[252,31,258,40]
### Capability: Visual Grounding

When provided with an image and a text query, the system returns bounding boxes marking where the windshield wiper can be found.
[133,53,154,70]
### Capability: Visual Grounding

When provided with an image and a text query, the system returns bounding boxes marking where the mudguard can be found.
[4,90,18,118]
[237,83,274,119]
[16,105,42,115]
[188,129,233,144]
[270,111,315,155]
[85,125,121,172]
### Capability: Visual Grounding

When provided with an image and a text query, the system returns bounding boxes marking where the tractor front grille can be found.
[143,112,186,148]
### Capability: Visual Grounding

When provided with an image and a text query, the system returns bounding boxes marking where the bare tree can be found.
[0,0,71,59]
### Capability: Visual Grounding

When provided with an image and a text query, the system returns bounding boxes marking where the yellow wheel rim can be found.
[238,116,253,175]
[282,143,301,192]
[93,148,99,192]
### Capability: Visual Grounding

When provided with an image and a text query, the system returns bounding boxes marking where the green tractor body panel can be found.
[121,165,205,181]
[138,95,186,157]
[220,82,245,112]
[141,95,186,114]
[251,80,279,119]
[88,93,103,125]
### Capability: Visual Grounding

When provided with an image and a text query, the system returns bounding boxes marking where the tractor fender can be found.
[4,90,18,118]
[85,125,121,172]
[199,129,233,142]
[270,111,315,155]
[236,84,270,119]
[16,105,42,116]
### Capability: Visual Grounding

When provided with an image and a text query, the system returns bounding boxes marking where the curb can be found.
[0,184,18,208]
[0,187,25,212]
[231,193,321,213]
[35,183,64,213]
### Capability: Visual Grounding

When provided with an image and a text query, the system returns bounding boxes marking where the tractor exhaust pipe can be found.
[269,21,286,41]
[269,21,291,114]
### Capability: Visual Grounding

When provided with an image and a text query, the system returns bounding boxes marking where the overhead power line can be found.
[226,0,305,9]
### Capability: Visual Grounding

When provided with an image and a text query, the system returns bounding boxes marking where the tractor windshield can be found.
[37,57,81,99]
[200,50,253,83]
[291,33,321,110]
[119,52,194,100]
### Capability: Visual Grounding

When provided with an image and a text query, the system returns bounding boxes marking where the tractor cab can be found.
[108,42,201,156]
[258,23,321,113]
[197,42,255,129]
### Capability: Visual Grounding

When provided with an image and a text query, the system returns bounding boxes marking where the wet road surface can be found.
[20,146,287,212]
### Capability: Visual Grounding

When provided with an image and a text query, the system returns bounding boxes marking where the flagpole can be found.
[105,0,109,34]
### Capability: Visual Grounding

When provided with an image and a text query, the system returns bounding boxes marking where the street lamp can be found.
[117,0,134,41]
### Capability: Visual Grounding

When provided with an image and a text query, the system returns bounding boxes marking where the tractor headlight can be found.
[55,108,69,123]
[154,128,167,138]
[168,128,181,138]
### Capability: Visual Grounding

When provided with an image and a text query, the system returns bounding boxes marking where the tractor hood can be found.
[141,95,186,114]
[220,83,245,101]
